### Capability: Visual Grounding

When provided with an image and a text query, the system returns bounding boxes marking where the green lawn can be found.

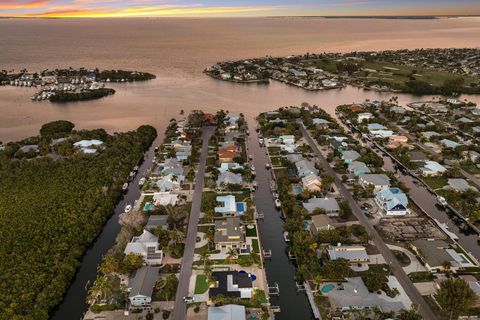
[253,290,268,304]
[246,225,257,237]
[251,239,260,253]
[421,176,448,190]
[408,271,434,283]
[391,250,411,267]
[194,275,209,294]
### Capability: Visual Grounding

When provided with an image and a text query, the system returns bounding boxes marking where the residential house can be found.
[408,151,429,162]
[124,229,163,265]
[145,215,169,231]
[153,192,178,206]
[326,244,369,264]
[387,135,409,149]
[217,171,243,186]
[411,240,461,272]
[341,150,361,164]
[161,158,184,176]
[209,271,254,300]
[19,144,39,154]
[347,161,371,176]
[440,139,461,149]
[295,159,319,177]
[370,130,394,138]
[301,173,322,191]
[128,266,160,307]
[359,174,391,192]
[367,123,387,131]
[269,118,287,125]
[303,197,340,216]
[214,217,246,250]
[374,187,408,216]
[419,161,447,176]
[310,214,337,235]
[357,112,374,122]
[391,106,406,114]
[312,118,330,127]
[447,178,477,192]
[208,305,246,320]
[421,131,440,140]
[465,150,480,162]
[218,162,243,173]
[457,117,474,124]
[329,139,347,151]
[218,146,238,163]
[156,174,184,192]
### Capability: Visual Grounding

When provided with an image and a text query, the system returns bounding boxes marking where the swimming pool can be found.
[321,284,335,294]
[144,202,153,211]
[236,202,246,212]
[294,185,303,195]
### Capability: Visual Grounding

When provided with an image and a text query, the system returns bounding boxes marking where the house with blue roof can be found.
[440,139,461,149]
[375,187,408,216]
[347,161,371,177]
[341,150,361,164]
[370,130,394,138]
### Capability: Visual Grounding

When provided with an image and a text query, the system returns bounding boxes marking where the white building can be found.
[124,229,163,265]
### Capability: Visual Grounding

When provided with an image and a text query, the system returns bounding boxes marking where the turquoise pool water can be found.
[144,202,153,211]
[321,284,334,293]
[294,186,302,195]
[236,202,246,212]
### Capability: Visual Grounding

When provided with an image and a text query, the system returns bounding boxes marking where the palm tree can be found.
[313,275,323,295]
[199,251,210,269]
[226,248,239,264]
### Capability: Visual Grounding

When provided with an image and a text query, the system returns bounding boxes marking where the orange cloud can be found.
[0,0,50,10]
[11,4,282,18]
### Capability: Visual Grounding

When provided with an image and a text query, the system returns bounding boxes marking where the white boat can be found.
[138,177,146,186]
[124,204,132,213]
[437,195,448,206]
[434,219,459,240]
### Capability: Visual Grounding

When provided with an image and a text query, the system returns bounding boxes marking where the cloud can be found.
[9,3,282,18]
[0,0,50,10]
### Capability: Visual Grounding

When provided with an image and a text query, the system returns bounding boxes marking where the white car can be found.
[252,181,258,189]
[183,296,195,303]
[248,154,253,160]
[138,177,146,186]
[265,162,271,169]
[275,199,281,208]
[124,204,132,213]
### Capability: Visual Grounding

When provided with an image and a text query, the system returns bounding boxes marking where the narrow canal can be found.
[50,135,162,320]
[247,118,313,320]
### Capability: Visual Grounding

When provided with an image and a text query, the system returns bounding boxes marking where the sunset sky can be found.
[1,0,479,18]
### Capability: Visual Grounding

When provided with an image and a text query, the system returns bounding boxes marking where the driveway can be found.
[387,244,427,274]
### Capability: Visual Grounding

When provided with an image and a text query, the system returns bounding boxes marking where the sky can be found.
[1,0,479,18]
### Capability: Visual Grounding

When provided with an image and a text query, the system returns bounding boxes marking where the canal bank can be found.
[247,118,313,320]
[50,135,162,320]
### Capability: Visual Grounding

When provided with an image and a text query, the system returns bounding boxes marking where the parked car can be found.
[183,296,195,303]
[124,204,132,213]
[275,199,281,208]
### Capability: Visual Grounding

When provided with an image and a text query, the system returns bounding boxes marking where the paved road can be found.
[299,124,437,320]
[172,127,214,320]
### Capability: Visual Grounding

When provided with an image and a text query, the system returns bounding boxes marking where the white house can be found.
[374,187,408,216]
[124,229,163,265]
[357,112,374,122]
[359,174,391,192]
[301,173,322,191]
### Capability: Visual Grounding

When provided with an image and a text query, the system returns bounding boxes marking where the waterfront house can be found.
[465,150,480,162]
[128,266,159,307]
[408,151,429,162]
[145,215,169,231]
[411,240,460,273]
[312,118,330,127]
[124,229,163,265]
[457,117,474,124]
[156,174,184,192]
[374,187,408,216]
[301,173,322,191]
[73,139,103,154]
[303,197,340,216]
[215,195,240,216]
[370,130,394,138]
[329,139,347,151]
[326,244,369,264]
[153,192,178,206]
[295,159,319,177]
[347,161,371,177]
[359,174,391,192]
[214,217,246,250]
[217,171,243,186]
[357,112,374,122]
[447,178,477,192]
[218,162,243,173]
[209,271,254,300]
[341,150,361,164]
[310,214,337,235]
[19,144,39,154]
[419,161,447,176]
[391,106,406,114]
[161,158,184,176]
[208,304,246,320]
[387,135,409,149]
[269,118,287,125]
[367,123,387,131]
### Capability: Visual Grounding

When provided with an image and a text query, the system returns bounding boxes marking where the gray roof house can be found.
[341,150,361,164]
[128,266,160,307]
[208,304,246,320]
[145,215,169,231]
[295,159,319,178]
[447,178,477,192]
[217,171,243,186]
[303,197,340,216]
[359,174,391,192]
[347,161,371,176]
[214,217,246,250]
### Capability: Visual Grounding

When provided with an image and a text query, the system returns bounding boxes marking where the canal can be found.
[247,118,314,320]
[50,135,162,320]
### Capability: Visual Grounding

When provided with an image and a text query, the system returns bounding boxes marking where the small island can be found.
[0,68,156,103]
[205,48,480,95]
